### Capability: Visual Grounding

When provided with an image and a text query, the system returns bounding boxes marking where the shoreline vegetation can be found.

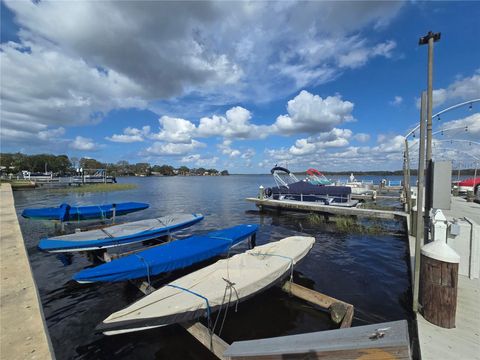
[0,153,229,177]
[1,152,478,177]
[52,183,137,193]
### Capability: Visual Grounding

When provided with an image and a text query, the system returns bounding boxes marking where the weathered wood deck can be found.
[224,320,411,359]
[417,275,480,360]
[0,184,54,359]
[408,196,480,360]
[246,197,405,220]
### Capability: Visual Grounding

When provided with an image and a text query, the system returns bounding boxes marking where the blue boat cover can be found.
[73,224,258,283]
[21,202,149,221]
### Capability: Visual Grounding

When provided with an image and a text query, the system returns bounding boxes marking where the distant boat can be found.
[72,169,116,184]
[39,213,203,253]
[22,202,149,221]
[265,166,355,205]
[335,173,375,195]
[97,235,315,335]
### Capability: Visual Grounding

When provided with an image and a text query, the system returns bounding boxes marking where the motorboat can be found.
[264,167,355,205]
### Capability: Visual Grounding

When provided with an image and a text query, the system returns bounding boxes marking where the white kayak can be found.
[98,235,315,335]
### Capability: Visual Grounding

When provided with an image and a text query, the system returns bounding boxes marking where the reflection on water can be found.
[13,175,413,359]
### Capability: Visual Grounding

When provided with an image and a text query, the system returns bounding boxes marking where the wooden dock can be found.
[0,184,54,359]
[224,320,411,360]
[246,197,405,220]
[408,196,480,360]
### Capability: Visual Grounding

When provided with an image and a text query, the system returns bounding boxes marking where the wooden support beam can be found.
[281,282,354,328]
[340,304,354,328]
[181,322,229,360]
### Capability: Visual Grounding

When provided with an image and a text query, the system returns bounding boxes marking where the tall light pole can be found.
[419,31,441,162]
[413,91,427,313]
[419,31,441,239]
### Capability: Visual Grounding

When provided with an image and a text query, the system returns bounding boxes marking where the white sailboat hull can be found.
[99,236,315,335]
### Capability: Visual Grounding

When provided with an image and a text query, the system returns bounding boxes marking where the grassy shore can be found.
[53,183,137,193]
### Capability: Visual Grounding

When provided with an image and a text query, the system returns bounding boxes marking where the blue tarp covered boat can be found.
[38,213,204,253]
[21,202,149,221]
[73,224,258,283]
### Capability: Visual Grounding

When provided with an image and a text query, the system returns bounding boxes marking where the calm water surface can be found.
[14,175,413,359]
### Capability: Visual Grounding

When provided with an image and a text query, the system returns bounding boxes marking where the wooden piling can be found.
[419,254,459,328]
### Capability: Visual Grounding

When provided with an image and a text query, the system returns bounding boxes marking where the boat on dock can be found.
[334,173,375,195]
[21,202,149,221]
[73,224,257,283]
[97,235,315,335]
[265,166,358,206]
[38,213,203,253]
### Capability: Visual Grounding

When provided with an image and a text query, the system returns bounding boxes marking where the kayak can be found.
[38,213,203,252]
[97,235,315,335]
[73,224,258,283]
[22,202,149,221]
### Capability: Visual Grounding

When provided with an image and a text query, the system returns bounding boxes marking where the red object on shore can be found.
[458,177,480,187]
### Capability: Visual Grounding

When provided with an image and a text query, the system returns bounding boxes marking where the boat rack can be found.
[132,279,354,360]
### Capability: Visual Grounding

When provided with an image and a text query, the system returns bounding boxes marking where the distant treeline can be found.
[0,153,229,177]
[295,169,479,176]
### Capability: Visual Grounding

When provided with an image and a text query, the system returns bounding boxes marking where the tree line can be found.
[0,153,229,177]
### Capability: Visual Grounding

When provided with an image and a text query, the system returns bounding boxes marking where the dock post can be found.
[413,91,427,313]
[112,203,116,224]
[404,138,412,214]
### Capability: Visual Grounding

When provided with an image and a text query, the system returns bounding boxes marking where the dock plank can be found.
[224,320,411,359]
[246,197,405,219]
[408,197,480,360]
[0,184,54,360]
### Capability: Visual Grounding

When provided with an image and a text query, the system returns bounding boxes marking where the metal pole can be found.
[419,31,440,246]
[424,37,434,237]
[403,149,409,213]
[404,139,412,214]
[413,91,427,313]
[426,35,434,162]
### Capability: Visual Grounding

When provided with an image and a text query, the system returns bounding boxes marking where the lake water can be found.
[14,175,413,359]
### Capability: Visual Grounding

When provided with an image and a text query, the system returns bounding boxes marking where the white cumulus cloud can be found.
[272,91,354,134]
[70,136,100,151]
[106,126,151,143]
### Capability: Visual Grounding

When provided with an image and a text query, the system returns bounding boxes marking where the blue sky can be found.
[1,1,479,173]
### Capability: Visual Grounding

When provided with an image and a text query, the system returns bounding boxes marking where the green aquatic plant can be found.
[307,213,327,225]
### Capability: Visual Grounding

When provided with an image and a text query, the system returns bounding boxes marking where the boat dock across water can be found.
[246,197,405,220]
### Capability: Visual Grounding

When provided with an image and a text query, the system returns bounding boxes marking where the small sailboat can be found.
[97,235,315,335]
[73,224,258,283]
[38,213,203,252]
[22,202,149,221]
